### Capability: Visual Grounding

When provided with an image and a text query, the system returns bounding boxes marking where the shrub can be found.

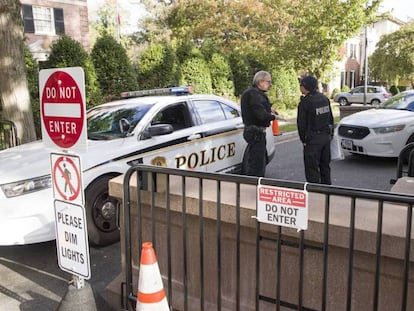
[389,85,400,95]
[228,51,251,97]
[331,88,340,99]
[137,42,179,89]
[269,67,300,111]
[341,85,350,92]
[179,57,212,94]
[91,34,137,101]
[43,35,102,108]
[208,53,235,98]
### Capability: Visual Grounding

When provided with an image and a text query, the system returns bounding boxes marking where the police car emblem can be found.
[151,156,167,167]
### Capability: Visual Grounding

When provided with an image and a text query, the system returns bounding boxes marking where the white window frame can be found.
[32,6,56,35]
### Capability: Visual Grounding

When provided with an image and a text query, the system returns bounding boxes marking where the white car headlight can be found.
[373,124,405,134]
[1,175,52,198]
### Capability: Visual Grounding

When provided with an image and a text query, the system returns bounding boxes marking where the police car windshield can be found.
[380,92,414,111]
[87,103,153,140]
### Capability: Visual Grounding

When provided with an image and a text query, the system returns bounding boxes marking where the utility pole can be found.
[363,25,368,105]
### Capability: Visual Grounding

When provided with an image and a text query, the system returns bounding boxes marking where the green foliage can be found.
[158,0,380,80]
[43,35,102,108]
[208,53,235,98]
[284,0,381,77]
[137,42,179,89]
[331,88,340,99]
[175,41,203,64]
[91,34,137,101]
[24,47,40,138]
[165,0,292,61]
[228,51,251,97]
[341,85,350,92]
[369,22,414,87]
[268,67,301,111]
[179,57,212,94]
[389,85,400,95]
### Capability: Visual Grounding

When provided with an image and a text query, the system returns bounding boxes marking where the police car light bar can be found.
[120,86,193,98]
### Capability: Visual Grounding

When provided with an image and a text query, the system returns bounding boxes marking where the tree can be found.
[369,22,414,87]
[43,35,102,108]
[164,0,293,61]
[151,0,381,81]
[24,47,40,138]
[0,0,36,144]
[282,0,381,79]
[91,34,137,101]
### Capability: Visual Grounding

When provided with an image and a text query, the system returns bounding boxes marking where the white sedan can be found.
[0,87,275,246]
[337,90,414,157]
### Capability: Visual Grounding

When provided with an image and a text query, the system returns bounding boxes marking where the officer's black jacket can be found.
[297,92,334,143]
[241,86,275,127]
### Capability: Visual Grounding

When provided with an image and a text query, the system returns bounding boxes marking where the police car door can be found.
[138,101,208,171]
[189,98,246,173]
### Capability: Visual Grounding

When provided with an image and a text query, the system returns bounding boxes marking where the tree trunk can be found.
[0,0,36,144]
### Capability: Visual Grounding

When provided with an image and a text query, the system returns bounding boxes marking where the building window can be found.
[349,71,355,88]
[33,6,54,34]
[348,43,357,59]
[22,4,65,35]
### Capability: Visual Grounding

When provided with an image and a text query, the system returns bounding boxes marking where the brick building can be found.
[20,0,89,62]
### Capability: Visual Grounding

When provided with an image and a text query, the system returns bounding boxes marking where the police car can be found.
[338,90,414,157]
[0,87,275,246]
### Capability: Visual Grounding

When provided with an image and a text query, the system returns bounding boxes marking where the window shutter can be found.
[22,4,34,33]
[54,8,65,35]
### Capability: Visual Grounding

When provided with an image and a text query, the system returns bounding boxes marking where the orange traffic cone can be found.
[136,242,169,311]
[272,119,281,136]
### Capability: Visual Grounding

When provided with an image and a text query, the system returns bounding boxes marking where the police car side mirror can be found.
[142,124,174,139]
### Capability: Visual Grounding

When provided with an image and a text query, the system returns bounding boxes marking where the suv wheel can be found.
[371,99,380,106]
[338,97,349,106]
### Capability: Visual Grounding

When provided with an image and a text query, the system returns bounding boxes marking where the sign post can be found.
[40,67,91,300]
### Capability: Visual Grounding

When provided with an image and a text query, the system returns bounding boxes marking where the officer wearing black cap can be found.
[297,75,334,184]
[241,70,277,177]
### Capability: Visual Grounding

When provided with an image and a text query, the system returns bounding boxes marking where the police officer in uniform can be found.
[297,75,334,184]
[241,71,277,177]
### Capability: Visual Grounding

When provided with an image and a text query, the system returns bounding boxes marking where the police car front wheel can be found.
[85,175,120,246]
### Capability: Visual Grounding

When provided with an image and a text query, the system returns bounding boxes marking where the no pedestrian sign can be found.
[50,152,84,206]
[39,67,87,151]
[257,185,308,230]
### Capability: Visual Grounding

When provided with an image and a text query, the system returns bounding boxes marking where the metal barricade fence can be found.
[0,119,18,150]
[121,164,414,311]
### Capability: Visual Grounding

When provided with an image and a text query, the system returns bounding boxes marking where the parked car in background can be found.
[334,85,391,106]
[0,87,275,246]
[337,90,414,157]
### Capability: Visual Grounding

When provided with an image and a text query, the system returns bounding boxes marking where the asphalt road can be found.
[268,132,397,192]
[0,135,400,311]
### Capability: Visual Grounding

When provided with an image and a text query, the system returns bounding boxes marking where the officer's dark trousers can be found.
[242,130,267,177]
[303,133,331,184]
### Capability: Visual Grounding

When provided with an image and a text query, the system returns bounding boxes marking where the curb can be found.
[273,131,298,144]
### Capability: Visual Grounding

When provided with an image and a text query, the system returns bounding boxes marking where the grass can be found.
[278,103,340,133]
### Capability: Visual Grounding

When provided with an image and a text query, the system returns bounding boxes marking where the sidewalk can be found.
[273,118,299,144]
[273,107,340,144]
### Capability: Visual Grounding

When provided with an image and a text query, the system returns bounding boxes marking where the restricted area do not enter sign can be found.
[40,67,87,151]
